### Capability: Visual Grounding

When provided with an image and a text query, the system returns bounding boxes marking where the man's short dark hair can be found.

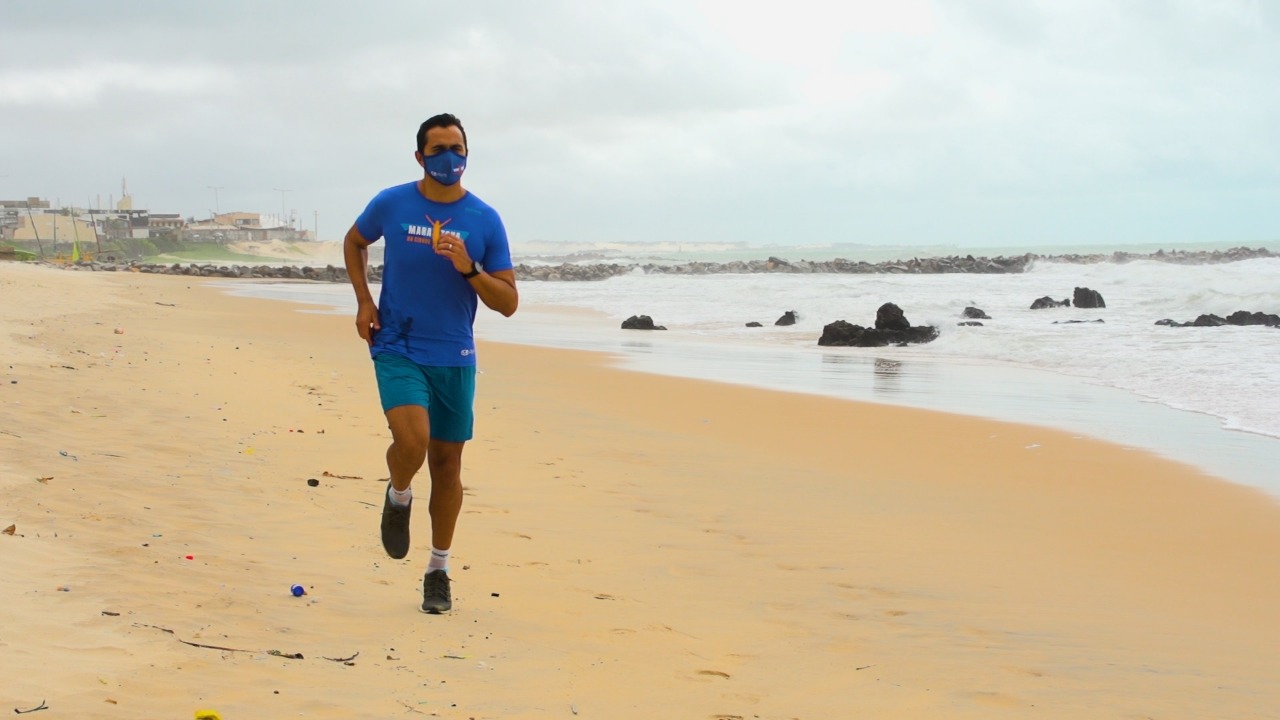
[417,113,467,155]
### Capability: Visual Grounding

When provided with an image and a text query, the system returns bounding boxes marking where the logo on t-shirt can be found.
[403,214,469,247]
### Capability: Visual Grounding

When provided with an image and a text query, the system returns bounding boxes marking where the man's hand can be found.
[356,300,380,346]
[434,229,519,316]
[435,232,473,273]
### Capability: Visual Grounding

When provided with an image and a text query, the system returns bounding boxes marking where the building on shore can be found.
[1,198,98,250]
[4,199,312,245]
[2,195,150,244]
[0,197,49,239]
[183,212,312,243]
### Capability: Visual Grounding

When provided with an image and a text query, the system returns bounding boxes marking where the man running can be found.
[343,113,518,613]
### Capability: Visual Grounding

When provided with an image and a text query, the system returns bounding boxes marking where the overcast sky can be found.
[2,0,1277,249]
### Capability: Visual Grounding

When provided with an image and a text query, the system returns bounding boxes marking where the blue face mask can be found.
[423,150,467,186]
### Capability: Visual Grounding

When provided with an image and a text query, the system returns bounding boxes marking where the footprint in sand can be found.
[970,691,1023,708]
[1001,665,1046,677]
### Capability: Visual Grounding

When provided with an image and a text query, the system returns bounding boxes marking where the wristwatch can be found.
[461,262,481,279]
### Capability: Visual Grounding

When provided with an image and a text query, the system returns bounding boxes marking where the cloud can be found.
[1,0,1276,247]
[0,63,235,107]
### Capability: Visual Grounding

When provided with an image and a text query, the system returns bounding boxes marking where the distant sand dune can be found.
[226,239,346,264]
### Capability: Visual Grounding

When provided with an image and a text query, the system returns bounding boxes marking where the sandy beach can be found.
[2,261,1279,719]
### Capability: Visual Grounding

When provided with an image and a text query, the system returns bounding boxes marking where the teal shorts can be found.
[372,352,476,443]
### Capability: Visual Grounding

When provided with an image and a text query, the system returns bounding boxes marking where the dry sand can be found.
[2,262,1278,719]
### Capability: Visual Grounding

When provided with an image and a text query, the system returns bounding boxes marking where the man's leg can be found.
[419,438,463,614]
[386,405,430,492]
[419,365,473,613]
[381,405,429,559]
[425,439,465,551]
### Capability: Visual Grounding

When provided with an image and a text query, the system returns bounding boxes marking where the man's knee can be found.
[393,436,429,467]
[426,443,464,477]
[386,406,430,464]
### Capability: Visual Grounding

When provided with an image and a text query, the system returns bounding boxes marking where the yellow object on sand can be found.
[194,711,223,720]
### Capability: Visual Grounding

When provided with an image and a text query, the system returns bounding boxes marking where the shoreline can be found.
[4,263,1280,717]
[213,278,1280,500]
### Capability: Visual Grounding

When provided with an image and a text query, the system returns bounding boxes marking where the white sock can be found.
[428,547,450,572]
[388,484,412,507]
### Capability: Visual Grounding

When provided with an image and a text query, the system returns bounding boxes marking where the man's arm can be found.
[435,234,519,317]
[343,224,380,344]
[468,268,518,317]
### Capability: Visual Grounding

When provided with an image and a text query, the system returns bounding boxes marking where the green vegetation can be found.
[1,245,39,261]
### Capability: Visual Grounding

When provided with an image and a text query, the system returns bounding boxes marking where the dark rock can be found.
[1073,287,1106,308]
[1225,310,1280,326]
[875,303,910,331]
[621,315,666,330]
[774,311,798,326]
[818,320,939,347]
[1158,310,1279,328]
[1030,296,1070,310]
[957,321,984,327]
[745,322,763,328]
[819,302,938,346]
[1053,319,1105,324]
[962,306,990,319]
[1192,314,1228,327]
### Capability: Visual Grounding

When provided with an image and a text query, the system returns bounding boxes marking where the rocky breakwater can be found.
[47,245,1272,283]
[137,262,362,282]
[514,254,1034,280]
[1034,245,1274,266]
[513,246,1272,281]
[58,261,367,283]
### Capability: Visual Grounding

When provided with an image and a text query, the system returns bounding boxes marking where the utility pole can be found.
[313,210,319,241]
[272,188,291,229]
[89,195,101,256]
[207,186,224,216]
[24,199,44,259]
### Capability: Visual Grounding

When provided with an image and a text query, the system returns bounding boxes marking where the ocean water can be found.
[216,249,1280,497]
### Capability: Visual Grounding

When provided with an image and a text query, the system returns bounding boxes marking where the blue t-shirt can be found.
[355,182,513,366]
